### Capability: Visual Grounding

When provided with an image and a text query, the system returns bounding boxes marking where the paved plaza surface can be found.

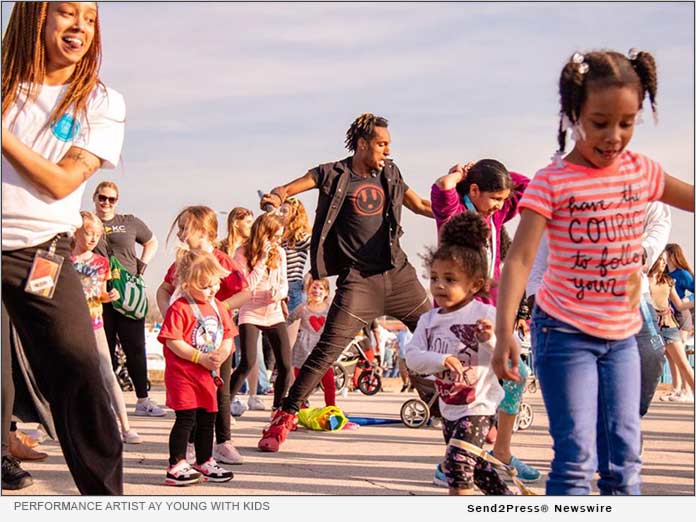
[5,380,694,496]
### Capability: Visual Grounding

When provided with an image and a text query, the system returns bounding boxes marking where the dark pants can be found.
[170,409,215,466]
[282,260,431,413]
[1,308,13,459]
[636,296,666,417]
[230,323,291,409]
[102,302,149,398]
[2,237,123,494]
[188,352,233,444]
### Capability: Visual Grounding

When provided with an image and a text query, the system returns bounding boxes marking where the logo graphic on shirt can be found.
[190,317,222,351]
[308,315,326,332]
[435,324,481,405]
[352,185,385,216]
[103,225,127,235]
[51,114,81,142]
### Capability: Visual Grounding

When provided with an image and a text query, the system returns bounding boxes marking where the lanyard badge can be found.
[24,237,64,299]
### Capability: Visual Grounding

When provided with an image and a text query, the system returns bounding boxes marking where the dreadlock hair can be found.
[456,159,513,202]
[557,49,657,154]
[426,211,491,299]
[2,2,104,127]
[344,113,389,152]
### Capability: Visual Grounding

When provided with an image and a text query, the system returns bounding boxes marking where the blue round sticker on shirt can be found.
[51,114,81,141]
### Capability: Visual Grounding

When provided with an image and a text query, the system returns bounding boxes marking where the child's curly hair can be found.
[425,212,491,297]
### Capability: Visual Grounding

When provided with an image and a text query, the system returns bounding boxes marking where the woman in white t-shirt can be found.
[1,1,124,494]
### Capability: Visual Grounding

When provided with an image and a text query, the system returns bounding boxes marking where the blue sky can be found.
[2,1,694,291]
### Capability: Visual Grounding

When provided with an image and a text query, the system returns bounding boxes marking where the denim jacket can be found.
[308,157,407,278]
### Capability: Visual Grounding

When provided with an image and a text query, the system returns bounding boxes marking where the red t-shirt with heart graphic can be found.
[288,302,329,368]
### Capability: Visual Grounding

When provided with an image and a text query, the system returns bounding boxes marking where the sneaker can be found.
[213,441,244,465]
[186,443,196,465]
[248,396,267,411]
[134,397,166,417]
[231,398,248,417]
[430,417,443,429]
[9,431,48,461]
[433,463,448,487]
[193,458,233,482]
[258,409,298,452]
[122,429,142,444]
[2,456,33,490]
[669,392,687,402]
[660,390,679,402]
[165,459,202,486]
[507,455,541,483]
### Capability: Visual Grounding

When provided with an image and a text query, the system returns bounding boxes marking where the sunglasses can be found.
[97,194,118,204]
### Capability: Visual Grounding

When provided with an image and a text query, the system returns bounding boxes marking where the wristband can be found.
[191,350,201,364]
[270,187,287,205]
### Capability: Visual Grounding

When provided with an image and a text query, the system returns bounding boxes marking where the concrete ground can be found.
[4,380,694,496]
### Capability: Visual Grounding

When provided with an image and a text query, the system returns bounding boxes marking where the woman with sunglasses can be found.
[92,181,162,417]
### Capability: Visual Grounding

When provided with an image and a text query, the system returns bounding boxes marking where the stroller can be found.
[332,332,383,396]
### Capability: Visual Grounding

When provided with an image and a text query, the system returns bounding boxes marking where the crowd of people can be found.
[1,1,695,497]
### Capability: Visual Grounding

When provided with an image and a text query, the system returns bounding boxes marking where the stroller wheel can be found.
[526,379,538,394]
[515,402,534,431]
[400,399,430,428]
[357,371,381,396]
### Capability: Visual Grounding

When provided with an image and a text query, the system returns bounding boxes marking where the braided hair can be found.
[344,113,389,152]
[2,2,104,127]
[557,50,658,153]
[426,212,491,298]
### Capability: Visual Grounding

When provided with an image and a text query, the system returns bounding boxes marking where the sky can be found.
[2,1,694,295]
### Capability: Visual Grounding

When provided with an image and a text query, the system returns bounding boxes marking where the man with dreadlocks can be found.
[257,113,433,452]
[1,2,124,493]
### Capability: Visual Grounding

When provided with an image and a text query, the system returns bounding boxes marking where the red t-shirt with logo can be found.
[158,297,234,412]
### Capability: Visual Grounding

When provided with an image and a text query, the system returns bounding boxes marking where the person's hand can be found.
[108,288,120,302]
[475,319,494,342]
[443,355,465,382]
[626,270,642,310]
[281,300,289,318]
[199,350,224,371]
[260,192,281,211]
[492,333,522,382]
[259,240,273,262]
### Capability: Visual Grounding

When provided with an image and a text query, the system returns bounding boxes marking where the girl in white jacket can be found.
[405,212,510,496]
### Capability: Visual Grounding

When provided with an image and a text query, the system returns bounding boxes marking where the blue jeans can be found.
[287,279,305,314]
[635,297,665,417]
[531,306,641,495]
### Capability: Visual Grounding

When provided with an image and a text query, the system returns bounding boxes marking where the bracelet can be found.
[191,350,201,364]
[270,187,287,204]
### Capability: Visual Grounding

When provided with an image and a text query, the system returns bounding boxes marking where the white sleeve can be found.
[404,313,449,375]
[74,86,126,169]
[642,202,671,270]
[525,232,549,297]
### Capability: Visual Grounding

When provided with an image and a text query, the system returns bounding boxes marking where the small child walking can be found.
[405,212,511,496]
[71,211,141,445]
[287,276,335,407]
[158,250,235,486]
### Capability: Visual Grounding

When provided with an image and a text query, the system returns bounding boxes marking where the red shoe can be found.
[485,425,498,445]
[258,410,298,452]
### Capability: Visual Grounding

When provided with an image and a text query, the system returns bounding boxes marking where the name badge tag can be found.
[25,249,64,299]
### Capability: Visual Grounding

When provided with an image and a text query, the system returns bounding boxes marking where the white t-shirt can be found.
[2,82,126,250]
[404,301,504,421]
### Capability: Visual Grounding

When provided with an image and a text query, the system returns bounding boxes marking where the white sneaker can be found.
[122,429,142,444]
[231,398,248,417]
[248,396,267,411]
[660,390,679,402]
[193,458,233,482]
[165,460,201,486]
[134,397,166,417]
[186,443,196,465]
[213,441,244,465]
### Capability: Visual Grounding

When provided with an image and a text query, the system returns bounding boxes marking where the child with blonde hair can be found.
[287,276,335,407]
[157,206,249,466]
[158,250,235,485]
[72,211,141,445]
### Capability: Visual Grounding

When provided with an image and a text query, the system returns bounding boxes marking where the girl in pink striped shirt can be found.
[492,49,694,495]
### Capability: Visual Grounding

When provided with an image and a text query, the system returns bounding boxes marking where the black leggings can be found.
[170,409,216,466]
[188,352,233,444]
[102,303,149,398]
[229,323,291,409]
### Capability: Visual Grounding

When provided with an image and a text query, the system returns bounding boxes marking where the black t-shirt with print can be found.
[334,171,390,273]
[94,214,153,275]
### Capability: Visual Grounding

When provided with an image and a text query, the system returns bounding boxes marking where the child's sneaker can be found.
[122,429,142,444]
[433,463,448,487]
[134,397,166,417]
[186,443,196,465]
[165,460,201,486]
[248,396,267,411]
[213,441,244,465]
[257,409,298,452]
[193,458,234,482]
[231,398,248,417]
